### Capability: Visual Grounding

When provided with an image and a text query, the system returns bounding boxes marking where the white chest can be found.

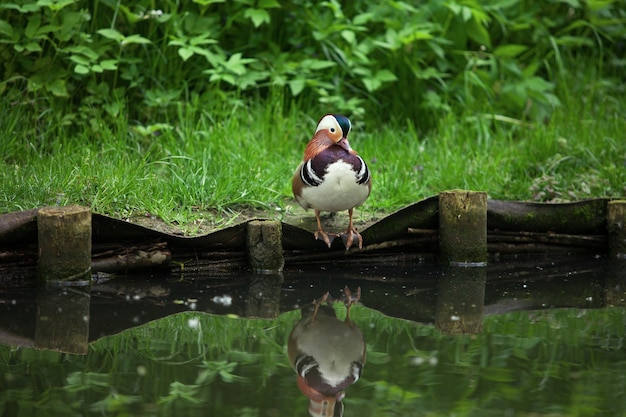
[298,160,370,212]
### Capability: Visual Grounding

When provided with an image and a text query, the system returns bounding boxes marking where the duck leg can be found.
[343,286,361,322]
[314,209,338,248]
[339,208,363,250]
[311,291,330,322]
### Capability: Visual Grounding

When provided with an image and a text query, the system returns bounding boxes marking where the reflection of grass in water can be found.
[108,306,626,415]
[91,309,300,374]
[1,307,625,416]
[355,307,626,416]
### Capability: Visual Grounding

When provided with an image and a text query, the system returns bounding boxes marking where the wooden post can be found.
[246,220,284,272]
[37,205,92,283]
[439,190,488,266]
[607,200,626,258]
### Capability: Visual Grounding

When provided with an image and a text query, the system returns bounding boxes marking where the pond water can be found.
[1,254,625,416]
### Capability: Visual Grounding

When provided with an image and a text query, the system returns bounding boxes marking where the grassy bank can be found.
[1,63,625,234]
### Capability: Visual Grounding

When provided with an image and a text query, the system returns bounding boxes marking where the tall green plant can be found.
[0,0,623,136]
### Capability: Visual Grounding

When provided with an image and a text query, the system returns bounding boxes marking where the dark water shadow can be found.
[0,253,624,350]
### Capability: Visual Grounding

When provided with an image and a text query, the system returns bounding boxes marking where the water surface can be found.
[1,254,625,416]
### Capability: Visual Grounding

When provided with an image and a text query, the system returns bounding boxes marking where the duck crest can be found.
[332,114,351,137]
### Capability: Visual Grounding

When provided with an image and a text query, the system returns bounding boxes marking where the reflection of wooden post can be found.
[245,273,284,319]
[605,259,626,307]
[608,200,626,258]
[37,206,92,282]
[247,220,284,272]
[439,190,487,266]
[435,266,486,334]
[35,285,90,354]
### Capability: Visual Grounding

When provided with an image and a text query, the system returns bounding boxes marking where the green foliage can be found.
[0,0,624,135]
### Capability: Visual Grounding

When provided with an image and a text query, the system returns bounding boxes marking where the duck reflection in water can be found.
[288,286,366,417]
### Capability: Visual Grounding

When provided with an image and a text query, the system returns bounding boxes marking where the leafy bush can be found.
[0,0,624,135]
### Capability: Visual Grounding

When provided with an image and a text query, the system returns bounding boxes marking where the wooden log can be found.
[439,190,488,266]
[91,242,171,273]
[0,208,38,245]
[488,198,608,234]
[246,220,284,272]
[488,230,607,250]
[37,206,92,283]
[607,200,626,258]
[487,243,597,254]
[170,251,248,273]
[361,195,439,245]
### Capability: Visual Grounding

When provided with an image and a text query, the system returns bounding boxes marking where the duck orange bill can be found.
[297,375,345,417]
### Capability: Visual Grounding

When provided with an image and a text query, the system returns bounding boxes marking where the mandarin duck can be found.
[292,114,371,250]
[288,286,366,417]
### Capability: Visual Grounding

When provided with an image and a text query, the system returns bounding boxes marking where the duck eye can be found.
[330,128,336,133]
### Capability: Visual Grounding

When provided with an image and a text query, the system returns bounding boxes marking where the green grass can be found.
[1,64,625,233]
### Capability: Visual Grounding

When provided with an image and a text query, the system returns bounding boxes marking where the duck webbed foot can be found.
[340,208,363,250]
[314,229,338,248]
[340,229,362,251]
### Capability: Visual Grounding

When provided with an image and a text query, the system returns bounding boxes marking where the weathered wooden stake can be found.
[607,200,626,258]
[439,190,487,266]
[247,220,284,272]
[37,205,92,283]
